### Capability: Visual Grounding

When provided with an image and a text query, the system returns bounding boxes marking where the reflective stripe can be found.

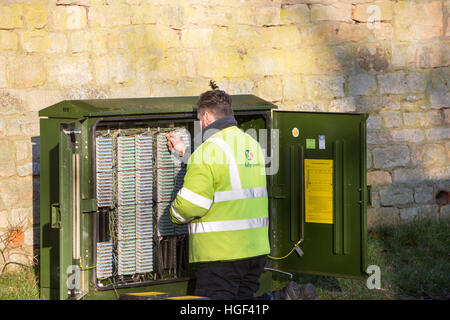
[170,203,192,224]
[214,186,268,203]
[208,137,242,190]
[207,137,267,203]
[178,187,213,210]
[189,217,269,234]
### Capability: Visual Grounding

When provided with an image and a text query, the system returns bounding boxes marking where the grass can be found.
[0,217,448,300]
[0,265,40,300]
[273,216,450,300]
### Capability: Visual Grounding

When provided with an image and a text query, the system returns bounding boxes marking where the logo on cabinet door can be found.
[292,127,299,138]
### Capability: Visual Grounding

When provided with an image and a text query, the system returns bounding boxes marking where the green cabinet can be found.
[39,95,368,300]
[271,111,368,278]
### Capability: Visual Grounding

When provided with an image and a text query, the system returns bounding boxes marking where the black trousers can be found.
[193,255,267,300]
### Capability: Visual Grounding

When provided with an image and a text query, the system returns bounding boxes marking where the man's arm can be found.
[169,152,214,224]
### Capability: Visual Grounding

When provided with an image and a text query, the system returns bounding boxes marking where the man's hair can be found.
[197,90,233,118]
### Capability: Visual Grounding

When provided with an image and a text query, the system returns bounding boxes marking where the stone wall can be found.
[0,0,448,269]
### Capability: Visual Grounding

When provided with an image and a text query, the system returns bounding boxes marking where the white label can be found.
[319,135,326,149]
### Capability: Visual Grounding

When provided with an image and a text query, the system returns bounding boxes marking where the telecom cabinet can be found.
[39,95,369,300]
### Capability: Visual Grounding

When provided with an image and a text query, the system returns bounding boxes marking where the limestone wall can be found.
[0,0,448,268]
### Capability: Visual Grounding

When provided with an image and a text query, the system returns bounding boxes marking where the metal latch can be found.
[62,128,81,143]
[51,203,60,229]
[81,198,97,213]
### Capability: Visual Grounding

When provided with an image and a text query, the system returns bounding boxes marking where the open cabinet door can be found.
[58,122,82,299]
[270,111,368,278]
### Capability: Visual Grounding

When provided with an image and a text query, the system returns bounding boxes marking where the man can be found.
[166,89,318,300]
[166,89,269,300]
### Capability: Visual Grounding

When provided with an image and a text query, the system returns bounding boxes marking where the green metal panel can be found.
[39,118,76,300]
[271,110,368,279]
[38,95,277,119]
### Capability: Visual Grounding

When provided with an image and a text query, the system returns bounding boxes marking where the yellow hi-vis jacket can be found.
[169,125,270,263]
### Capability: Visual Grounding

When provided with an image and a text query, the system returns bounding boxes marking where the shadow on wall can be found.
[293,9,450,226]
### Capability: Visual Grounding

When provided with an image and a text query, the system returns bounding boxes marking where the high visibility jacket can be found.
[169,125,270,263]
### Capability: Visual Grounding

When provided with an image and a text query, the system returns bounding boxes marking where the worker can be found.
[166,88,317,300]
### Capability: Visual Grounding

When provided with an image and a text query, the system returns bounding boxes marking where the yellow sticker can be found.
[304,159,333,224]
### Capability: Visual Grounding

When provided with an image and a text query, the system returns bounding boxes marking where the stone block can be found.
[367,115,382,130]
[88,4,131,27]
[430,67,450,91]
[414,42,450,69]
[379,111,402,128]
[367,170,392,186]
[400,205,439,221]
[244,48,309,75]
[304,75,345,100]
[255,77,283,102]
[357,44,390,72]
[280,4,310,24]
[181,28,214,48]
[22,30,68,54]
[15,139,31,162]
[299,23,338,46]
[197,48,244,78]
[212,26,260,49]
[311,3,352,22]
[394,1,443,40]
[425,127,450,142]
[310,45,355,74]
[392,168,424,184]
[93,53,132,85]
[367,129,390,145]
[440,205,450,219]
[0,30,18,51]
[0,177,33,209]
[260,25,302,48]
[255,6,281,26]
[378,72,407,94]
[379,185,414,207]
[414,185,435,204]
[50,5,87,30]
[372,145,410,168]
[412,143,447,167]
[7,56,46,89]
[17,162,34,177]
[107,26,146,51]
[429,90,450,109]
[353,0,392,22]
[294,101,328,112]
[282,74,304,101]
[349,73,377,96]
[405,72,427,93]
[0,57,7,89]
[0,5,23,29]
[144,25,181,50]
[215,80,254,95]
[390,128,425,143]
[0,140,16,177]
[131,4,158,24]
[46,54,91,86]
[69,30,91,53]
[24,3,47,29]
[403,111,442,128]
[328,97,357,112]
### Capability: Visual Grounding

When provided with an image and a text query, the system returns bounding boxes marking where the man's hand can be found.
[166,132,186,157]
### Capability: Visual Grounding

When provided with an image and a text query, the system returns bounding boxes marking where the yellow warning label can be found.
[304,159,333,224]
